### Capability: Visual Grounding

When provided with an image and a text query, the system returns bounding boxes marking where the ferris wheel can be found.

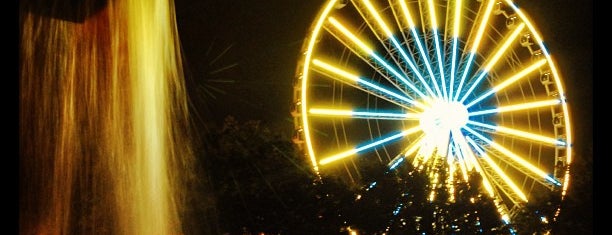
[291,0,572,222]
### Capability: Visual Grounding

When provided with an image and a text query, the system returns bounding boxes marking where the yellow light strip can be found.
[453,0,462,37]
[453,141,470,181]
[483,23,525,72]
[312,59,360,81]
[469,120,564,146]
[469,99,561,116]
[398,0,416,28]
[469,0,496,53]
[362,0,394,37]
[481,152,528,201]
[328,17,374,54]
[489,140,551,181]
[493,59,547,93]
[453,130,495,197]
[427,0,438,29]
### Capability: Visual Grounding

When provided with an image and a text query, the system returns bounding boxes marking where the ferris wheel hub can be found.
[419,100,468,135]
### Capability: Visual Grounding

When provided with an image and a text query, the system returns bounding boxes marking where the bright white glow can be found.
[420,100,469,136]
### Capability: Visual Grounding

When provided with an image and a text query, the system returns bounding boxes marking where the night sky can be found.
[173,0,593,231]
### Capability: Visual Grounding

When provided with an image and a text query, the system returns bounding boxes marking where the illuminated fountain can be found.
[19,0,198,234]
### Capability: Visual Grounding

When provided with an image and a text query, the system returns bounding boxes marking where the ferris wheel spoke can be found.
[447,0,463,100]
[464,126,562,187]
[325,17,428,100]
[426,0,448,101]
[309,107,420,120]
[469,99,561,116]
[467,120,566,146]
[465,58,547,108]
[458,23,526,103]
[319,126,421,165]
[454,0,496,101]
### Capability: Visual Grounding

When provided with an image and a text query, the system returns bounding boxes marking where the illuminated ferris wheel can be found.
[291,0,572,222]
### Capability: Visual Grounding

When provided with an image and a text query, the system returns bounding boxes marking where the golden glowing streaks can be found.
[328,17,374,54]
[301,0,339,175]
[469,0,496,53]
[312,58,360,81]
[312,58,427,109]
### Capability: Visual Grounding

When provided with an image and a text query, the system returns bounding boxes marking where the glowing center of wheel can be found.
[419,100,468,135]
